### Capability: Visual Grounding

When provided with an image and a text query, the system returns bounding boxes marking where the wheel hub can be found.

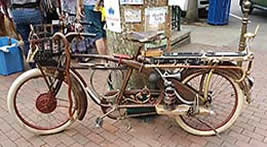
[36,92,57,113]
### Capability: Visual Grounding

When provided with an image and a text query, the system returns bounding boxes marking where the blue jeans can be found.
[11,8,43,67]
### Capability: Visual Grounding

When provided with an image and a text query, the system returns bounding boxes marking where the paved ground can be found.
[1,1,267,147]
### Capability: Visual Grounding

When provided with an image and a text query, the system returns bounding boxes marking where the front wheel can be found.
[176,69,244,136]
[7,68,79,135]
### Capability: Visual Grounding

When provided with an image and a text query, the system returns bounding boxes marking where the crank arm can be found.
[95,106,117,128]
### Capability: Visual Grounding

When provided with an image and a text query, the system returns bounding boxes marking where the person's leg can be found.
[12,9,43,68]
[95,38,108,55]
[12,15,30,58]
[84,5,108,55]
[96,15,108,55]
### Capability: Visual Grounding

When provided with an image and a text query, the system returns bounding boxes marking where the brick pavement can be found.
[0,44,267,147]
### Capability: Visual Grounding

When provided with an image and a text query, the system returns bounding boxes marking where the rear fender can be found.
[212,62,253,104]
[181,62,253,104]
[218,67,253,104]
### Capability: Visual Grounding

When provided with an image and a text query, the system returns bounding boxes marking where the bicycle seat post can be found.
[134,43,144,60]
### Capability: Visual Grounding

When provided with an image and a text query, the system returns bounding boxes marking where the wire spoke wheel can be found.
[89,66,124,100]
[8,69,78,134]
[176,69,244,136]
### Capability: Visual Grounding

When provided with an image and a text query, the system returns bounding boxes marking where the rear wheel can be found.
[7,68,79,135]
[176,69,244,136]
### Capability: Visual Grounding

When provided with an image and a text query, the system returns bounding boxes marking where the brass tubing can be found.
[72,54,245,71]
[52,32,74,119]
[144,64,242,70]
[246,60,253,75]
[115,68,134,104]
[124,112,157,118]
[118,104,155,109]
[203,69,215,102]
[38,65,52,91]
[238,0,252,66]
[72,54,143,69]
[235,67,246,83]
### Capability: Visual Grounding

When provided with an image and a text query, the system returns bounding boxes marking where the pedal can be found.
[95,117,103,128]
[95,106,116,128]
[125,120,132,131]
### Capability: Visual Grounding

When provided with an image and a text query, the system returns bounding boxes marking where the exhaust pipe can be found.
[155,104,213,117]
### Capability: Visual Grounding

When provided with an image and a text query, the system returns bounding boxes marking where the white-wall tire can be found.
[7,68,78,135]
[176,70,244,136]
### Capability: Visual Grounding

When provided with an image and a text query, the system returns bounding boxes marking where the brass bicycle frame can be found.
[70,46,253,108]
[33,27,254,121]
[40,0,255,117]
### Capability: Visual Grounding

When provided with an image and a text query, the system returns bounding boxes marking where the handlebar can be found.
[244,25,259,54]
[244,25,260,40]
[52,32,70,49]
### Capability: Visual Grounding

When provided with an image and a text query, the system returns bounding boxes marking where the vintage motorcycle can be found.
[7,0,255,136]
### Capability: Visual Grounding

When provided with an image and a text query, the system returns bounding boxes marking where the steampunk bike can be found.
[7,1,255,136]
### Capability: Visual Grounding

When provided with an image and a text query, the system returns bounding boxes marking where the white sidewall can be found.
[176,73,244,136]
[7,68,78,135]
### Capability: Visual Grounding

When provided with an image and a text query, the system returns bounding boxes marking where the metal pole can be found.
[238,0,252,66]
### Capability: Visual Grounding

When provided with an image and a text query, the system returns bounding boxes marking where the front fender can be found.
[70,69,88,120]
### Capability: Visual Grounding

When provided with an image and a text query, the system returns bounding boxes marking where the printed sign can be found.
[104,0,122,33]
[120,0,143,5]
[145,7,167,25]
[169,0,187,10]
[168,0,180,6]
[124,9,141,23]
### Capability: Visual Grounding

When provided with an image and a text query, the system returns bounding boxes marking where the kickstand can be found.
[95,106,116,128]
[195,117,221,138]
[121,118,132,132]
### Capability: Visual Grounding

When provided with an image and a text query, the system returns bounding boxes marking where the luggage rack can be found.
[162,51,247,58]
[149,50,252,65]
[28,24,65,67]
